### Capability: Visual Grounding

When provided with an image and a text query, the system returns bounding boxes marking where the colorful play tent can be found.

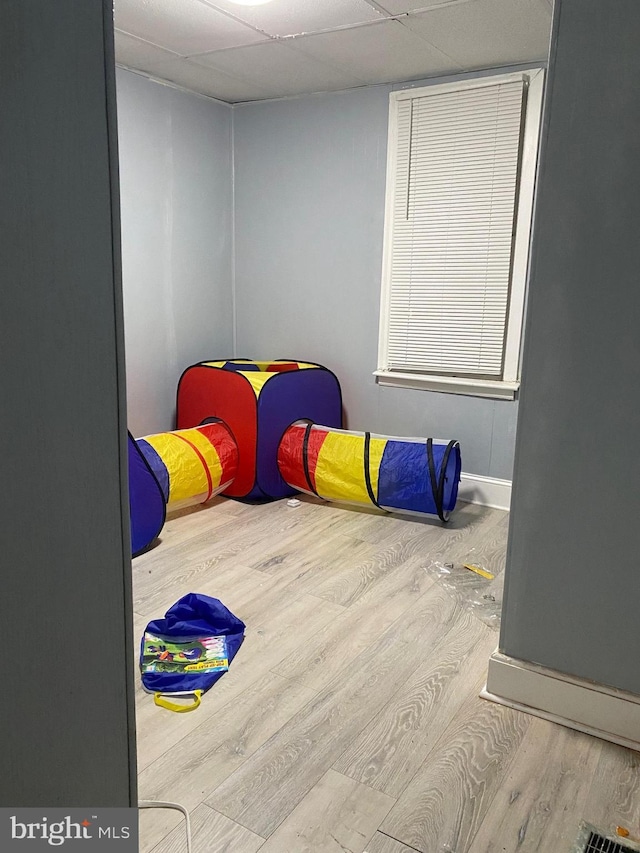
[176,359,342,500]
[129,357,462,556]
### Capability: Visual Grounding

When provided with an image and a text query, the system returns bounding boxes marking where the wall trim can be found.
[458,473,512,510]
[482,651,640,751]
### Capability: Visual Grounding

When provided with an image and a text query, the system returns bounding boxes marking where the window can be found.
[376,69,545,400]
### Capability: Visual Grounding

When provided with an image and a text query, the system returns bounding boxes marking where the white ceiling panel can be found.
[201,0,384,38]
[115,0,266,56]
[290,20,462,86]
[113,0,552,103]
[402,0,552,68]
[375,0,478,14]
[134,57,271,102]
[115,30,180,72]
[193,40,367,98]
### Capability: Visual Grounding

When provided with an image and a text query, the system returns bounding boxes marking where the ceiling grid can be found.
[113,0,552,102]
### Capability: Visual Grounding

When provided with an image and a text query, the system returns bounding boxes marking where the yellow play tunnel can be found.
[136,422,238,511]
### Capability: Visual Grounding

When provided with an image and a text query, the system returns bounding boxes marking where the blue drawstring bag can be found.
[140,593,245,712]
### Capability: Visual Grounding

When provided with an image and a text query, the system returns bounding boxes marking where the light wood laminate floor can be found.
[132,496,640,853]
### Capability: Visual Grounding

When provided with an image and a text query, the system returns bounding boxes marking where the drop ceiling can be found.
[113,0,553,103]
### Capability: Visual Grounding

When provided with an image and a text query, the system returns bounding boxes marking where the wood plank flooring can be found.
[132,496,640,853]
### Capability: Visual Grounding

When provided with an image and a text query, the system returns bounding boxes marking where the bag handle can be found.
[153,690,203,713]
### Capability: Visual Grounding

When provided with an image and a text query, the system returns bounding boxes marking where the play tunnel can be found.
[137,421,238,511]
[128,431,166,558]
[277,422,461,522]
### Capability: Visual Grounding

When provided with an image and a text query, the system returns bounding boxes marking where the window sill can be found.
[374,370,520,400]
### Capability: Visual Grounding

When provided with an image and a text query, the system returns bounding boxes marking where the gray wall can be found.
[0,0,136,804]
[500,0,640,694]
[117,69,233,437]
[233,85,519,479]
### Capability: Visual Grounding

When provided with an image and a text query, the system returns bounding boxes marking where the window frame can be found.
[375,67,545,401]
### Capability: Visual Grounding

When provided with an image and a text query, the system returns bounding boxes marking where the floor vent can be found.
[583,831,636,853]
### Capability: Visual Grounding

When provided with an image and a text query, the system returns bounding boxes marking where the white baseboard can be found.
[458,473,512,510]
[482,651,640,751]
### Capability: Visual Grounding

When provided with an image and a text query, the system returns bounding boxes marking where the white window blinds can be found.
[384,79,526,378]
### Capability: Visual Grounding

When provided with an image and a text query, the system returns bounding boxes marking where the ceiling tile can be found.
[114,30,180,71]
[201,0,384,38]
[375,0,476,14]
[402,0,552,69]
[290,19,462,86]
[114,0,266,56]
[132,57,271,102]
[193,40,366,98]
